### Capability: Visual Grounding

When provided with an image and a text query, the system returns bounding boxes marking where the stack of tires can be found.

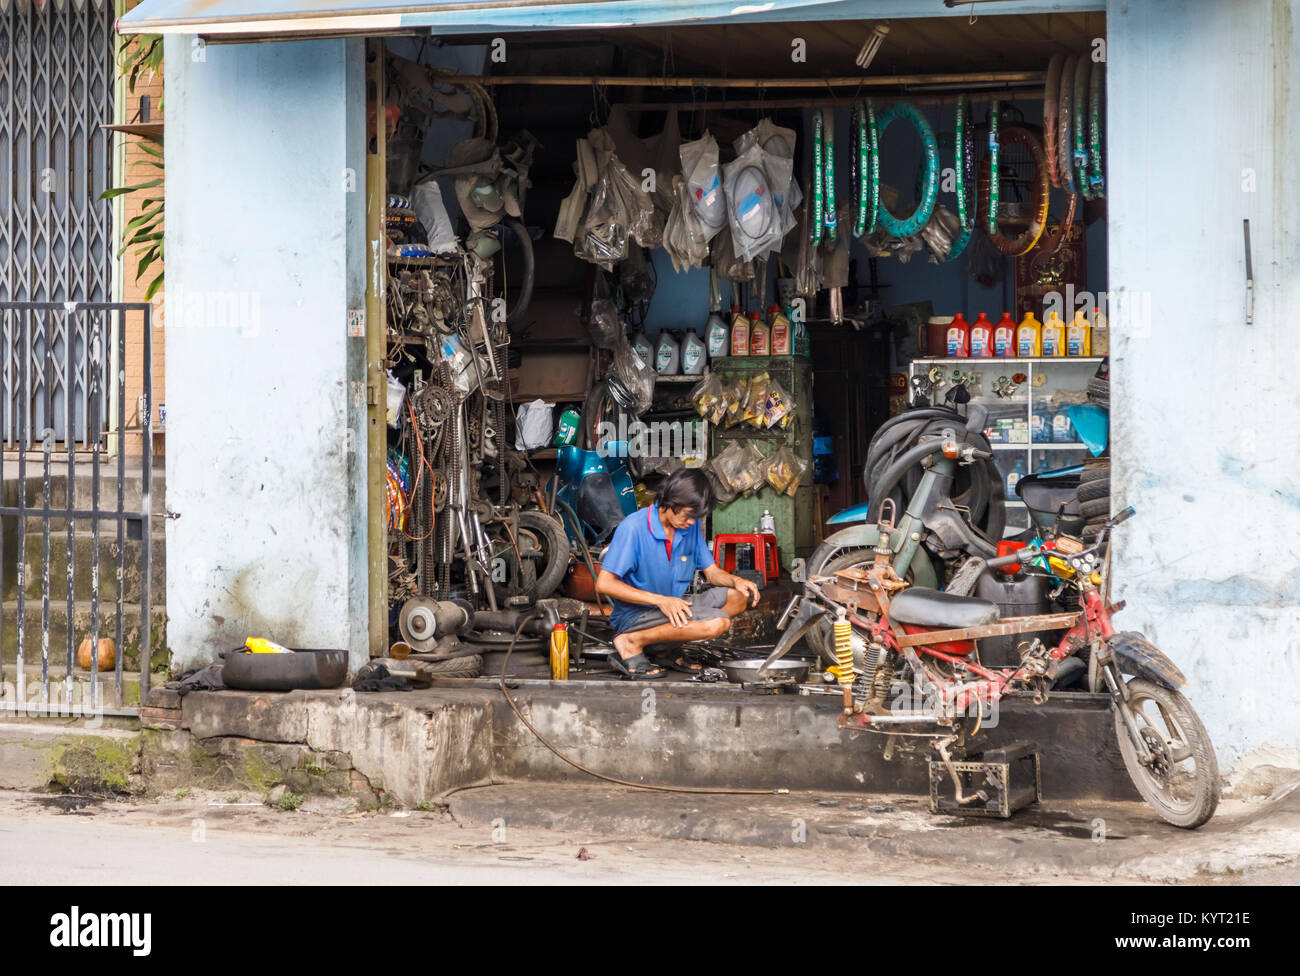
[1077,459,1110,542]
[1077,362,1110,542]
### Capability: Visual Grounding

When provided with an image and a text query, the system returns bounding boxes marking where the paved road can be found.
[1,786,1296,886]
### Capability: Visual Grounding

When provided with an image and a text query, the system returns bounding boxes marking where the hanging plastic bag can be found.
[690,372,724,419]
[409,179,459,254]
[610,337,655,414]
[762,378,796,429]
[734,120,801,240]
[742,372,771,427]
[764,444,808,497]
[664,175,711,272]
[712,222,754,283]
[702,459,738,508]
[723,375,752,428]
[723,143,790,262]
[514,399,555,450]
[734,442,768,495]
[586,273,623,349]
[679,132,726,239]
[385,371,407,428]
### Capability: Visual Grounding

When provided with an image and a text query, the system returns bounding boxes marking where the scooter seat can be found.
[889,588,999,630]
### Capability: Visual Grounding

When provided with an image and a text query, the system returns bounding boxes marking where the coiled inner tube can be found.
[978,124,1050,256]
[873,101,939,238]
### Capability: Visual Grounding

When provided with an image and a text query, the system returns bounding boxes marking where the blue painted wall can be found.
[163,38,369,671]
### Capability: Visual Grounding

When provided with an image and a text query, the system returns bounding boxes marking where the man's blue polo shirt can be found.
[602,503,715,633]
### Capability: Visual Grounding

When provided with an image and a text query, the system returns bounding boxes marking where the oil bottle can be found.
[1067,309,1092,357]
[946,312,971,358]
[1016,311,1043,357]
[993,313,1017,357]
[1041,311,1067,357]
[969,312,994,358]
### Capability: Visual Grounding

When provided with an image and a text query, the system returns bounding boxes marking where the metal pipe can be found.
[464,71,1044,88]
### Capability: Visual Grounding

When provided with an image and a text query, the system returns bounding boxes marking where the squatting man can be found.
[595,468,760,679]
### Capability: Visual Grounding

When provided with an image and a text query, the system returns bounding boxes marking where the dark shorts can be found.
[617,586,731,635]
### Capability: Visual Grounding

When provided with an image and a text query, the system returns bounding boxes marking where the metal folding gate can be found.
[0,0,116,447]
[1,302,154,712]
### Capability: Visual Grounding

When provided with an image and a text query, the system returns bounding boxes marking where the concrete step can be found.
[0,719,141,792]
[1,664,143,708]
[1,601,168,673]
[7,531,165,603]
[4,467,165,513]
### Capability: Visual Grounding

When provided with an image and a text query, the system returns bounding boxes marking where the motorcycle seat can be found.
[889,588,999,629]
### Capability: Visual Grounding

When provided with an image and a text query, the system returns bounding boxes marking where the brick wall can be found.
[117,28,164,457]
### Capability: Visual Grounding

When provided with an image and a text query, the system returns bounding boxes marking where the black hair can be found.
[657,468,716,519]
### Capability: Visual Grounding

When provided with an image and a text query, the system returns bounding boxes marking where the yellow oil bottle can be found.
[549,622,570,680]
[1067,309,1092,357]
[1016,312,1043,357]
[1041,311,1067,357]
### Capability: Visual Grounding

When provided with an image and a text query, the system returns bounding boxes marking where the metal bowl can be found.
[721,658,809,686]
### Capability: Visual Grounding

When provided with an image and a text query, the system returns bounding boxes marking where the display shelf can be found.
[910,355,1105,499]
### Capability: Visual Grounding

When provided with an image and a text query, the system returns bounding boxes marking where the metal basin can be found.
[722,658,809,686]
[221,648,348,691]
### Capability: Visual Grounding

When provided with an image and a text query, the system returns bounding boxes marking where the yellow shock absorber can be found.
[833,613,853,686]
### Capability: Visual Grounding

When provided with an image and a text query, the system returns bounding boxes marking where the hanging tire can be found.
[977,125,1051,256]
[1113,677,1220,828]
[1077,478,1110,503]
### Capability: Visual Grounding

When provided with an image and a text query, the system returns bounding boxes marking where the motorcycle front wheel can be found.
[1113,678,1220,828]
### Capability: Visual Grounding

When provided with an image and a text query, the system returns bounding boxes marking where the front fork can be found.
[1095,645,1157,766]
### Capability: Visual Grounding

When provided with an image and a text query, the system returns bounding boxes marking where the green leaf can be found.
[144,273,165,302]
[137,247,161,278]
[125,207,163,232]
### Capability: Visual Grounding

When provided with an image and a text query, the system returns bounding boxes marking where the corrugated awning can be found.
[117,0,852,38]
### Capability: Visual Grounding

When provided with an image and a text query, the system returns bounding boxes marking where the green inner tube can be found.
[823,110,837,243]
[1073,56,1093,201]
[986,98,1000,235]
[1089,60,1106,198]
[874,100,939,238]
[851,102,870,237]
[810,110,825,247]
[944,93,975,263]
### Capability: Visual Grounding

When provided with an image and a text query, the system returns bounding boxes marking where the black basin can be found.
[221,648,348,691]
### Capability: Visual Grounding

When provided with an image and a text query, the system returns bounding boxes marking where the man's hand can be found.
[657,596,694,628]
[734,576,760,608]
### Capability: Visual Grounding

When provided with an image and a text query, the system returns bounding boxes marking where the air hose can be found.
[874,101,940,237]
[945,93,975,263]
[497,613,788,796]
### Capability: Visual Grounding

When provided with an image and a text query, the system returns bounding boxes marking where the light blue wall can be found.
[1108,0,1299,764]
[163,37,369,671]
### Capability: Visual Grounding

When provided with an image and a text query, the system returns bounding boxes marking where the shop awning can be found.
[117,0,855,38]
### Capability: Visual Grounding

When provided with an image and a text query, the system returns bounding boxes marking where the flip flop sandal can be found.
[609,652,667,680]
[649,653,704,675]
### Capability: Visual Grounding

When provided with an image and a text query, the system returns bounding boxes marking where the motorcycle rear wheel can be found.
[1113,678,1220,828]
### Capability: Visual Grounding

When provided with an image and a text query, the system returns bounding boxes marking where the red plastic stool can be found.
[711,532,780,586]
